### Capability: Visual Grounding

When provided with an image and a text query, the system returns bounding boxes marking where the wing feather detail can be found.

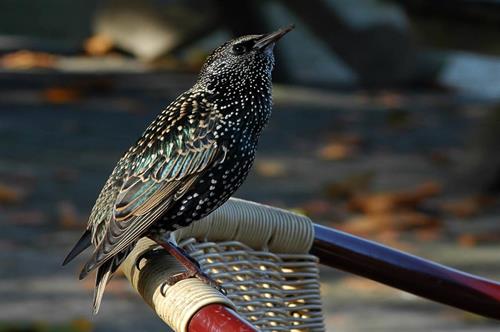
[81,93,223,277]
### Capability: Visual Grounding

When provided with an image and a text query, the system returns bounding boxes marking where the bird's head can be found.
[197,25,294,90]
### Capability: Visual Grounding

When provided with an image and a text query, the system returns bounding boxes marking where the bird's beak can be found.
[254,24,294,51]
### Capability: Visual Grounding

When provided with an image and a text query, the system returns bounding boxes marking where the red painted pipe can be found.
[188,304,257,332]
[311,223,500,320]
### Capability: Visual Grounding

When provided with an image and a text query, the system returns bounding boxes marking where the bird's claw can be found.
[175,245,201,269]
[160,269,226,296]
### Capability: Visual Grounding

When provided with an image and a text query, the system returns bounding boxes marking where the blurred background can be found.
[1,0,500,331]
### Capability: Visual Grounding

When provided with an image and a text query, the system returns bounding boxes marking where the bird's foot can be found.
[160,267,226,296]
[146,236,226,296]
[174,244,201,269]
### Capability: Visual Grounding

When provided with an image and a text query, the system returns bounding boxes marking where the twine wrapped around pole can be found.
[121,238,236,332]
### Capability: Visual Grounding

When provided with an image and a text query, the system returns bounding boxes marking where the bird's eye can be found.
[232,44,247,55]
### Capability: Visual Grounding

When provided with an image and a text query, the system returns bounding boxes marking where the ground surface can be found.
[0,70,499,332]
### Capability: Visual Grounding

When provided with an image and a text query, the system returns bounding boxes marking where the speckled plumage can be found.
[63,26,293,314]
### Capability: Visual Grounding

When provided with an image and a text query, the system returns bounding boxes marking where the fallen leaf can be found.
[457,234,477,247]
[376,91,404,108]
[349,182,441,214]
[457,232,500,247]
[415,227,442,242]
[318,142,355,160]
[0,50,57,69]
[339,211,440,236]
[42,87,81,104]
[317,134,362,161]
[440,195,496,218]
[255,160,287,177]
[70,318,93,332]
[349,193,398,214]
[0,183,24,204]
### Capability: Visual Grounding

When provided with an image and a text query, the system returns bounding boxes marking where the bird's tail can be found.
[93,261,113,315]
[91,246,134,314]
[62,230,92,266]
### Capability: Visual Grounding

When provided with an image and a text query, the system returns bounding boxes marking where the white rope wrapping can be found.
[121,239,235,332]
[122,198,325,331]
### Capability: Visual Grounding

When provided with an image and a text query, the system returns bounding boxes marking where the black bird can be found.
[63,25,294,314]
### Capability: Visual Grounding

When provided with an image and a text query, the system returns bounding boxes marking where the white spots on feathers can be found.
[89,32,277,251]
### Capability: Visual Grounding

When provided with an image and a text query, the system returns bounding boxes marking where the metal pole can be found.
[311,223,500,320]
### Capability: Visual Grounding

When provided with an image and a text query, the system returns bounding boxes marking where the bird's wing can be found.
[80,94,224,277]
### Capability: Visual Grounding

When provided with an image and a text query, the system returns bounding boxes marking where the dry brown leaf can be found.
[415,227,442,242]
[349,181,441,214]
[42,87,82,104]
[0,50,57,69]
[349,193,398,214]
[317,134,362,161]
[70,318,93,332]
[377,91,404,108]
[317,142,355,161]
[0,183,24,204]
[84,34,114,56]
[255,160,287,177]
[457,232,500,247]
[458,234,477,247]
[339,211,439,236]
[440,195,496,218]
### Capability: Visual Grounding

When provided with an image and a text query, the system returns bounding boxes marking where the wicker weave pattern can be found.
[122,198,326,331]
[178,238,325,331]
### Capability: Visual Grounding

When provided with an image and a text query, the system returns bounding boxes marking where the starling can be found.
[63,25,294,314]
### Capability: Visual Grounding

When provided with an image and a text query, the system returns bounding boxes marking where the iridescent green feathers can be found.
[79,92,224,279]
